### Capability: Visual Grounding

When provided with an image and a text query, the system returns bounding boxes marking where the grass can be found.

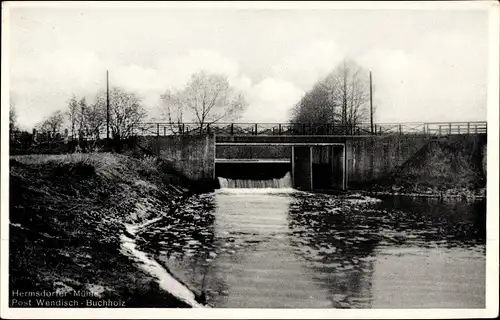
[366,137,486,198]
[9,152,194,307]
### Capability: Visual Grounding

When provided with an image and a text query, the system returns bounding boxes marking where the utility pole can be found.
[342,65,348,135]
[369,71,374,134]
[106,70,110,140]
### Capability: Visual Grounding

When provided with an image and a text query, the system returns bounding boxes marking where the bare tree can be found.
[9,103,17,134]
[292,59,371,134]
[77,97,89,140]
[95,87,147,140]
[291,82,334,125]
[160,91,185,134]
[38,110,65,135]
[84,101,106,140]
[161,71,248,133]
[325,59,370,134]
[66,95,79,139]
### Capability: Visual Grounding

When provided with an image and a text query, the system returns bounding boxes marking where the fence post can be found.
[448,123,452,135]
[379,126,382,135]
[254,123,258,135]
[467,123,470,134]
[399,124,402,135]
[163,126,166,136]
[458,125,460,134]
[475,124,478,134]
[278,123,282,135]
[439,125,442,136]
[230,123,234,135]
[207,124,211,135]
[182,123,185,134]
[157,123,160,136]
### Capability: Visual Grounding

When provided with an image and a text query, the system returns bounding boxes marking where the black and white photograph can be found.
[1,1,498,318]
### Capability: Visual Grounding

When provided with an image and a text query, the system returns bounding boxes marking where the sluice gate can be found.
[215,140,347,191]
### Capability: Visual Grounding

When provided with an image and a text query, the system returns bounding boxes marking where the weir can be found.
[216,144,346,191]
[135,132,487,192]
[218,172,292,189]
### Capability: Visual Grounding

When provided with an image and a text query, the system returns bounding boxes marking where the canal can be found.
[138,190,486,308]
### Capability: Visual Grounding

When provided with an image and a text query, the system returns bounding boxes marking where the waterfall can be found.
[218,172,292,189]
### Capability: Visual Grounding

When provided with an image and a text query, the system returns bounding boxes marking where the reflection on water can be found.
[138,191,486,308]
[371,246,485,308]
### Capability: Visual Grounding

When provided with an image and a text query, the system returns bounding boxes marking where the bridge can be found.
[132,121,487,191]
[132,121,487,137]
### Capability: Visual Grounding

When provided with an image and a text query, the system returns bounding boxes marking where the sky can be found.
[7,2,491,130]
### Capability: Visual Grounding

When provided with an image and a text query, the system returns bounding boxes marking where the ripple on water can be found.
[138,192,485,308]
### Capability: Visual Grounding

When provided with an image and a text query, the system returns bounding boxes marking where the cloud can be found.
[10,48,305,128]
[272,40,346,90]
[110,49,304,123]
[8,8,488,130]
[356,37,486,122]
[242,78,304,123]
[12,48,106,93]
[9,31,487,129]
[10,48,108,129]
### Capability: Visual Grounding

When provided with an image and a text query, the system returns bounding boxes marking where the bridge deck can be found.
[215,135,352,145]
[215,158,291,163]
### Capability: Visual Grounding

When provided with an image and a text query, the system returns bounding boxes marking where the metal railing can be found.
[132,121,487,137]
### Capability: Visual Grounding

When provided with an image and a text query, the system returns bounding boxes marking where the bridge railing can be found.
[132,121,487,137]
[422,122,487,135]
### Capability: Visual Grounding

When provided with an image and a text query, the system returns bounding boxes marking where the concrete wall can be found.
[346,135,429,187]
[137,135,215,182]
[216,145,290,159]
[346,134,487,189]
[135,133,486,190]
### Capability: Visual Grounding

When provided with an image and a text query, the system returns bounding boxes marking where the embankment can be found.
[134,135,217,191]
[357,134,487,198]
[9,153,206,307]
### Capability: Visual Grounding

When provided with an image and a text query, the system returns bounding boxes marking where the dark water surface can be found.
[139,191,486,308]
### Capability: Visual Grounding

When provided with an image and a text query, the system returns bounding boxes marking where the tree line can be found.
[291,59,374,134]
[10,57,374,145]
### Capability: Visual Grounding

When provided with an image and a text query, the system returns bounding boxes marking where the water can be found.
[138,191,486,308]
[218,172,292,189]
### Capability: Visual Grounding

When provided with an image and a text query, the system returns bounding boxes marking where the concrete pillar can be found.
[331,145,345,190]
[343,143,347,190]
[292,146,313,190]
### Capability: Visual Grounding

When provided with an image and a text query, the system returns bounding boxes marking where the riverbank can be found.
[9,152,206,308]
[362,135,487,199]
[357,188,486,200]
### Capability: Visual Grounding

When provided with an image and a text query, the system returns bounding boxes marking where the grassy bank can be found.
[9,153,200,308]
[365,136,487,199]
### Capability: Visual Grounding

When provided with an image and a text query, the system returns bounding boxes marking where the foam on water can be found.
[218,172,292,190]
[120,223,205,308]
[215,187,297,195]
